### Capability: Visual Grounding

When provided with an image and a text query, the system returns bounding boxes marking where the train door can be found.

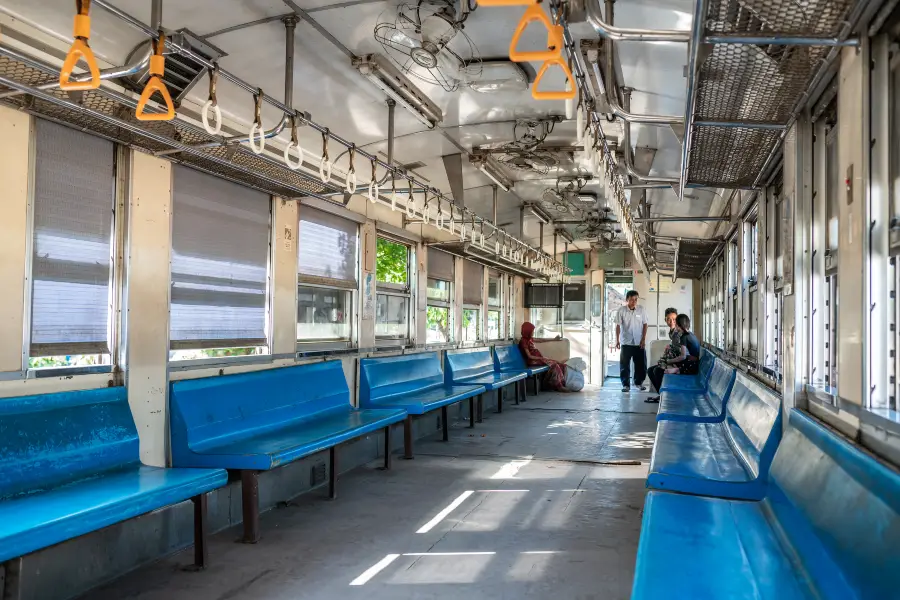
[589,269,605,385]
[604,271,633,379]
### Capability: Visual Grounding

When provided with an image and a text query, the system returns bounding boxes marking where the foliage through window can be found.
[376,237,409,286]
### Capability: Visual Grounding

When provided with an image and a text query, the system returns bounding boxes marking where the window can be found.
[376,237,411,341]
[426,249,454,343]
[297,207,357,344]
[508,276,517,339]
[170,166,270,358]
[28,120,115,368]
[462,260,483,342]
[563,280,587,322]
[487,270,502,339]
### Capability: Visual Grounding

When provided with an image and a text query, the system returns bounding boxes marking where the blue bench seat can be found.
[170,361,407,543]
[0,388,226,568]
[493,345,548,396]
[657,359,736,422]
[648,373,781,500]
[633,409,900,599]
[445,349,526,413]
[360,352,486,458]
[659,348,715,392]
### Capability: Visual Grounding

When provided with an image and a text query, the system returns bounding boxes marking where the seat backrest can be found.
[767,410,900,600]
[0,387,137,499]
[723,373,782,479]
[445,350,494,383]
[493,345,527,372]
[170,361,350,451]
[699,350,715,382]
[706,359,737,406]
[359,352,444,407]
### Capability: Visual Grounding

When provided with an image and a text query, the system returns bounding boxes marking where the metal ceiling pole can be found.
[375,99,396,185]
[150,0,163,30]
[621,89,679,183]
[677,0,706,199]
[585,0,857,46]
[634,216,729,222]
[672,238,680,282]
[492,185,498,224]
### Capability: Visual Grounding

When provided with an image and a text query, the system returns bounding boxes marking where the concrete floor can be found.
[85,381,657,600]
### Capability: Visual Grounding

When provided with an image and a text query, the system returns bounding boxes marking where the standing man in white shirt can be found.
[615,290,649,392]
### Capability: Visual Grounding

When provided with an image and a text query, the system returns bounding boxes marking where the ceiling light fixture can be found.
[527,204,552,224]
[353,53,443,129]
[467,60,528,94]
[472,156,511,192]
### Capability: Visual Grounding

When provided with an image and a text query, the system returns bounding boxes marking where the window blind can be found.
[463,260,484,305]
[31,119,115,356]
[428,248,454,282]
[171,166,270,348]
[298,206,358,287]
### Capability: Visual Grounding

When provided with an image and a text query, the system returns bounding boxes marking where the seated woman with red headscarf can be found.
[518,322,568,392]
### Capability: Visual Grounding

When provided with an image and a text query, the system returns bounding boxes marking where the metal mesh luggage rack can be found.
[0,49,332,200]
[687,0,857,188]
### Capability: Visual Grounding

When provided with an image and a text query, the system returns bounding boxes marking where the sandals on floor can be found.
[644,397,660,404]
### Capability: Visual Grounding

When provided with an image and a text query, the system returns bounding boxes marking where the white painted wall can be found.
[634,273,695,341]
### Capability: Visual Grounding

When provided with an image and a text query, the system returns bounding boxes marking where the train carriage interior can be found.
[0,0,899,598]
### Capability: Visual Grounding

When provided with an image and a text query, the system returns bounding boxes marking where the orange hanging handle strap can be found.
[477,0,535,6]
[532,56,577,101]
[60,0,100,91]
[509,4,563,63]
[136,32,175,121]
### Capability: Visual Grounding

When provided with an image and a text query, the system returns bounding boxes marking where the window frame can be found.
[375,234,413,344]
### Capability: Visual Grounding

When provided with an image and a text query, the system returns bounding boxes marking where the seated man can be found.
[646,314,700,403]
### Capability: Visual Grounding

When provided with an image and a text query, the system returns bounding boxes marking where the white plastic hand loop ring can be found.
[248,123,265,155]
[283,141,304,170]
[319,158,333,183]
[406,196,416,217]
[202,99,222,135]
[391,193,398,211]
[367,181,379,204]
[346,172,358,195]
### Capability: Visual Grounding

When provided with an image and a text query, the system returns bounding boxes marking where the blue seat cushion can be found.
[632,491,811,600]
[659,374,705,392]
[369,384,484,414]
[658,391,721,420]
[0,465,226,563]
[458,371,526,390]
[178,407,407,470]
[648,420,762,500]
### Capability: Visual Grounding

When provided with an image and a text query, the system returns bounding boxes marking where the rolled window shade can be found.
[463,260,484,305]
[298,206,358,287]
[30,119,115,356]
[171,166,271,348]
[428,248,454,282]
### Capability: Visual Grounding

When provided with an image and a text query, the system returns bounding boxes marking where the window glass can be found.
[463,308,480,341]
[427,306,451,343]
[30,119,115,365]
[488,310,501,339]
[532,308,560,337]
[488,271,501,306]
[427,278,450,302]
[376,294,409,338]
[297,286,351,341]
[826,126,839,251]
[170,166,270,351]
[564,301,586,322]
[376,237,409,286]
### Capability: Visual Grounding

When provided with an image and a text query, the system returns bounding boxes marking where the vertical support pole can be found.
[492,184,498,224]
[477,394,484,422]
[1,558,22,600]
[441,405,449,441]
[383,424,392,470]
[496,387,503,413]
[469,397,476,428]
[241,470,260,544]
[192,494,208,569]
[403,415,414,458]
[329,446,338,500]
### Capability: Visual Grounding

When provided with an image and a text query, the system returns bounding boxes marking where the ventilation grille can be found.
[687,0,858,188]
[0,48,334,200]
[676,239,723,279]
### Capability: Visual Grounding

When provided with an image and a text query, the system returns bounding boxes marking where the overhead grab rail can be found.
[134,31,175,121]
[582,0,858,46]
[60,0,101,91]
[509,4,564,62]
[77,0,566,277]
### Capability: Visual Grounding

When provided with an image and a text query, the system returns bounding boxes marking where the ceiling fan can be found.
[374,1,482,92]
